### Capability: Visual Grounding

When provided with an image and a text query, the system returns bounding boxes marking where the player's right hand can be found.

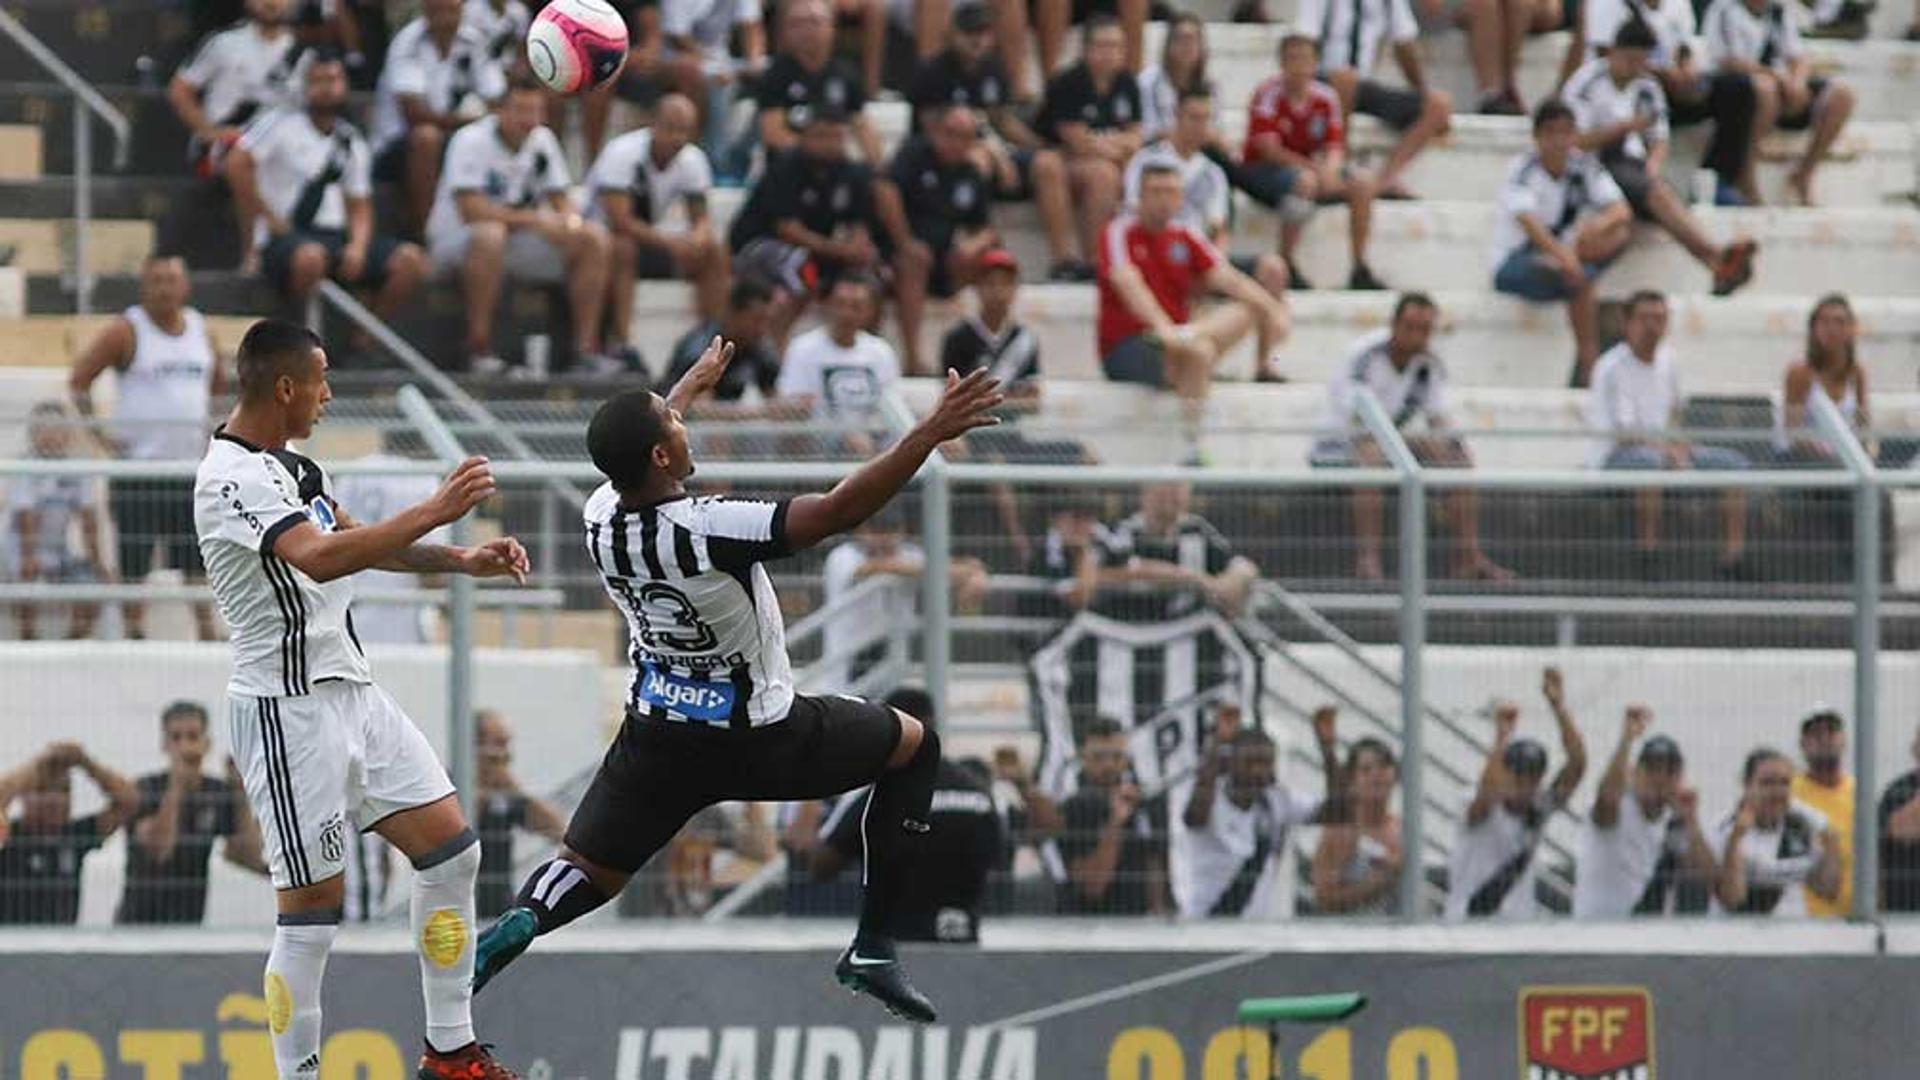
[426,456,497,525]
[918,368,1006,445]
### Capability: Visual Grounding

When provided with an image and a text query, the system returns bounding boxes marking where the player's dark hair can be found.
[305,44,347,68]
[1532,99,1576,131]
[1346,736,1398,774]
[1280,32,1319,56]
[729,277,774,310]
[884,687,938,729]
[1612,17,1658,51]
[1625,289,1667,318]
[587,388,668,493]
[161,700,209,731]
[1082,12,1122,48]
[235,319,322,402]
[1084,716,1126,741]
[1229,728,1274,752]
[1393,292,1437,322]
[1743,746,1789,783]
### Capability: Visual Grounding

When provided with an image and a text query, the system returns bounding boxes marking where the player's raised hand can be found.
[1624,705,1652,742]
[666,335,737,410]
[425,456,497,525]
[916,368,1005,445]
[463,536,531,584]
[1542,666,1566,711]
[1492,700,1520,740]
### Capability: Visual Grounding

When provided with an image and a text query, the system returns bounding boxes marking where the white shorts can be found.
[228,680,455,890]
[428,225,568,284]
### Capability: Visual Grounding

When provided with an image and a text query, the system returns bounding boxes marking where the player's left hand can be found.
[463,536,531,584]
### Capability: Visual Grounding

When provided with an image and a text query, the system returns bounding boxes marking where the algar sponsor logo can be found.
[641,669,732,713]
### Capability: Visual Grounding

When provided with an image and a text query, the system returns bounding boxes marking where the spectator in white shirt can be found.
[586,93,730,354]
[1702,0,1855,205]
[1294,0,1452,197]
[1490,101,1632,387]
[1714,747,1842,916]
[1310,293,1512,583]
[1588,290,1752,579]
[464,0,532,71]
[1136,13,1217,145]
[1775,294,1867,466]
[1564,21,1757,296]
[7,403,105,641]
[1446,668,1587,919]
[1573,709,1718,917]
[1175,703,1339,918]
[227,52,428,319]
[427,77,616,377]
[372,0,507,232]
[775,275,900,451]
[657,0,767,167]
[820,509,988,688]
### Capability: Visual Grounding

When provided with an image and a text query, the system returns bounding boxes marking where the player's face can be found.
[1391,304,1436,354]
[163,716,209,767]
[1138,171,1184,226]
[423,0,463,36]
[1281,41,1318,84]
[1535,117,1576,166]
[1081,736,1130,788]
[1351,748,1398,805]
[498,89,547,144]
[305,61,349,113]
[1747,757,1794,823]
[1085,27,1124,79]
[283,347,333,440]
[139,258,190,318]
[653,396,695,480]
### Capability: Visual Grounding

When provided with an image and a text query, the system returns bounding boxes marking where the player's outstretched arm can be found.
[272,457,499,583]
[782,368,1005,551]
[664,335,737,415]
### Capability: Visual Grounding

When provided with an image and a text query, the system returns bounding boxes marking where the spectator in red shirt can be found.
[1098,163,1291,453]
[1243,36,1387,292]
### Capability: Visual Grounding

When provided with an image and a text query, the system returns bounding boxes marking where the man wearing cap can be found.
[1446,667,1588,919]
[1572,707,1717,917]
[1791,710,1854,917]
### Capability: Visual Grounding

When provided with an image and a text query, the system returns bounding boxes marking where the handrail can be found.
[0,6,131,316]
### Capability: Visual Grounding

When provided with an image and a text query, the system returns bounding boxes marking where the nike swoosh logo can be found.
[847,954,894,967]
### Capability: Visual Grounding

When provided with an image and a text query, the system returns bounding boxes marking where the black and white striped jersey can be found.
[194,430,369,699]
[584,483,798,727]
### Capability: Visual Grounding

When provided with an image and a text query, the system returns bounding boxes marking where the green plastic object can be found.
[1236,993,1368,1024]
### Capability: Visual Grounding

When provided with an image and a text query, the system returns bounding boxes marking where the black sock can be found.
[854,727,941,953]
[513,858,611,936]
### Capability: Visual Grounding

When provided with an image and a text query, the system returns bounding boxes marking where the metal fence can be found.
[0,382,1911,929]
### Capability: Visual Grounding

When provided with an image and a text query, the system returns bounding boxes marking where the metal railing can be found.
[0,6,131,315]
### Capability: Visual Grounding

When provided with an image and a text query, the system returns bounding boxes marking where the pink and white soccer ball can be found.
[525,0,630,94]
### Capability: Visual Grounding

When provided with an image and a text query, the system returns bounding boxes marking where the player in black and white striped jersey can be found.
[474,337,1005,1023]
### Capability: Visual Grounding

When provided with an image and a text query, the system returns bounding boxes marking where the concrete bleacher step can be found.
[0,217,152,275]
[0,2,198,86]
[0,313,258,368]
[0,82,194,178]
[0,124,43,181]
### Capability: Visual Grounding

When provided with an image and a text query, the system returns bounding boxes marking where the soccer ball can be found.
[525,0,630,94]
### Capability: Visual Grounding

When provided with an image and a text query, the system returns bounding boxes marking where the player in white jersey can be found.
[69,255,224,642]
[472,338,1005,1024]
[1572,709,1718,917]
[193,320,529,1080]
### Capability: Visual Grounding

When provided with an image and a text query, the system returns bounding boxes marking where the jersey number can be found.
[632,582,719,653]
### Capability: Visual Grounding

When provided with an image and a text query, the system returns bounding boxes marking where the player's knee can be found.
[411,826,481,881]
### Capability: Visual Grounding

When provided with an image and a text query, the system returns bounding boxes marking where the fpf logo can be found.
[1518,986,1654,1080]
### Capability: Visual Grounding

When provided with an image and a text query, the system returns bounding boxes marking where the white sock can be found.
[411,829,481,1054]
[266,912,338,1077]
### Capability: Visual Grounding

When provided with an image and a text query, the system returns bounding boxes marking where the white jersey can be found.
[195,431,370,698]
[1311,328,1452,461]
[775,327,901,420]
[116,306,217,461]
[1563,59,1670,162]
[1490,149,1625,268]
[427,114,572,241]
[1573,798,1690,917]
[1134,65,1219,143]
[330,457,445,645]
[584,485,798,726]
[1703,0,1802,73]
[1710,801,1829,917]
[820,539,923,689]
[1587,342,1682,464]
[464,0,532,67]
[1295,0,1419,73]
[1174,784,1321,918]
[585,128,714,229]
[373,16,508,150]
[1446,790,1554,919]
[237,108,374,247]
[175,21,304,128]
[1123,142,1231,234]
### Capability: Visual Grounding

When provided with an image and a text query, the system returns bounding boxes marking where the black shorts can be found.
[260,229,403,295]
[1354,78,1424,130]
[109,477,200,579]
[634,242,678,279]
[1102,334,1168,388]
[1235,161,1300,208]
[1601,153,1659,220]
[1778,76,1830,131]
[566,693,903,874]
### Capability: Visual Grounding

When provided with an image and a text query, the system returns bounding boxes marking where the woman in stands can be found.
[1774,293,1870,466]
[1311,738,1403,916]
[1137,13,1214,144]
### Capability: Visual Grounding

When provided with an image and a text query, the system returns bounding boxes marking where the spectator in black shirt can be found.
[940,249,1041,392]
[667,279,785,406]
[875,105,1000,376]
[1085,482,1261,624]
[475,710,565,918]
[1022,490,1102,619]
[0,742,140,925]
[118,701,267,924]
[1879,726,1920,912]
[755,0,884,164]
[812,688,1004,942]
[910,5,1042,150]
[1056,717,1168,914]
[729,108,881,342]
[1030,15,1142,282]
